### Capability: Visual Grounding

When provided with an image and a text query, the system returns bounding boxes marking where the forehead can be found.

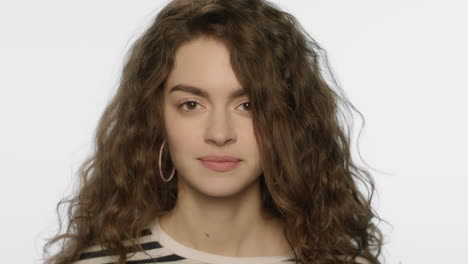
[165,36,243,97]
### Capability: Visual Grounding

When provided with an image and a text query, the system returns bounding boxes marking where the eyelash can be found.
[177,100,251,112]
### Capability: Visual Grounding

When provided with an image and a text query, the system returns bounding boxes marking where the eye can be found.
[176,100,252,112]
[239,102,252,112]
[177,100,203,111]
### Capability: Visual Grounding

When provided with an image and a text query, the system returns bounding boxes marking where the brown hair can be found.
[42,0,387,263]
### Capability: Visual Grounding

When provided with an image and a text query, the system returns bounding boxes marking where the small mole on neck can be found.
[204,233,210,238]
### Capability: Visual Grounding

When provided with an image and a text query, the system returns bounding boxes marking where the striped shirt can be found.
[73,217,370,264]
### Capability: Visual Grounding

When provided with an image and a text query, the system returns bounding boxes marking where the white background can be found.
[0,1,467,263]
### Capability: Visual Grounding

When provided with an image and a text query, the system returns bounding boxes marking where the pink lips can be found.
[198,155,241,172]
[199,160,241,172]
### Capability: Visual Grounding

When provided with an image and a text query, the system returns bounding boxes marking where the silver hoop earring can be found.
[159,140,175,182]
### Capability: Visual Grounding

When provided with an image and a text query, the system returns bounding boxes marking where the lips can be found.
[198,155,242,172]
[199,159,241,172]
[198,155,241,162]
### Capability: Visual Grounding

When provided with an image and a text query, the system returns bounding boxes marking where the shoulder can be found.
[336,255,372,264]
[70,229,166,264]
[354,256,371,264]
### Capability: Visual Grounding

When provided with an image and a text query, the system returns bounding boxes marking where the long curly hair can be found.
[42,0,387,263]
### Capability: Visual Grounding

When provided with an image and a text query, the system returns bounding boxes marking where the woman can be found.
[42,0,385,263]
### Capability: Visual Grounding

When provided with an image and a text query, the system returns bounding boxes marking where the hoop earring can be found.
[159,140,176,182]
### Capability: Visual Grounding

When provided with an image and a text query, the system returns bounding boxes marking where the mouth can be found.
[198,159,241,172]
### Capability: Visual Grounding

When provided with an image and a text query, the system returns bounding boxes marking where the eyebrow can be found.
[169,84,247,100]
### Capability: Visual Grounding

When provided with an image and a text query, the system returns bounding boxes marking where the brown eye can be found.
[177,100,202,111]
[177,100,251,112]
[239,102,251,111]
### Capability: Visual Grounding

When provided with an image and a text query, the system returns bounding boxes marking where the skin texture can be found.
[158,35,292,257]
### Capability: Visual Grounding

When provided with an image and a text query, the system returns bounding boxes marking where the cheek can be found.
[165,112,200,135]
[164,110,200,150]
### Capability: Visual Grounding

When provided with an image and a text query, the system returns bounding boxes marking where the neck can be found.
[158,178,290,257]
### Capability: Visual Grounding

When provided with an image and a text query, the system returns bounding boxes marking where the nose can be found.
[204,110,237,146]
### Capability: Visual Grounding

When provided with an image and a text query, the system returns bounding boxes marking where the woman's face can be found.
[162,36,263,198]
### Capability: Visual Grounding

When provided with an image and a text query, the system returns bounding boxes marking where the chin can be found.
[193,176,258,199]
